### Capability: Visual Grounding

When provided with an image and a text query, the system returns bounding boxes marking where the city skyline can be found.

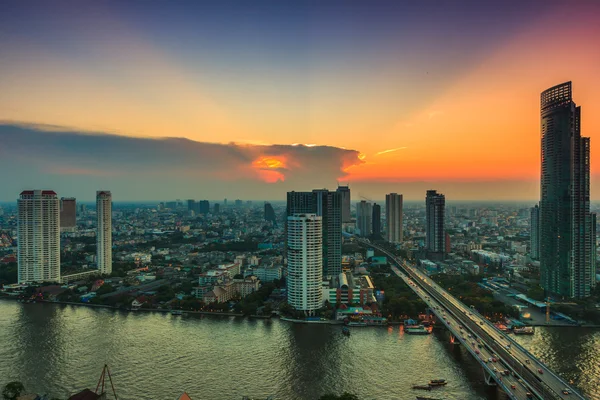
[1,1,600,201]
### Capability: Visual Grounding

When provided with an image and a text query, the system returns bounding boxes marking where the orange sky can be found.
[1,1,600,200]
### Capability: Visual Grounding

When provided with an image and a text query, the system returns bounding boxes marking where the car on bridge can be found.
[563,388,572,395]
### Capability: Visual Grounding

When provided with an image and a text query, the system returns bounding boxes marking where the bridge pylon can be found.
[482,367,497,386]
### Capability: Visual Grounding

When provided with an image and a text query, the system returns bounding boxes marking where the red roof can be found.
[20,190,34,195]
[42,190,57,195]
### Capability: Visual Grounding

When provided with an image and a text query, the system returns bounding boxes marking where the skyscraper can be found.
[187,199,197,213]
[264,202,276,222]
[385,193,403,243]
[60,197,77,231]
[213,203,220,214]
[372,203,381,236]
[286,190,342,277]
[18,190,60,283]
[530,204,540,260]
[96,191,112,275]
[540,82,594,298]
[336,185,351,223]
[199,200,210,214]
[287,214,323,314]
[425,190,445,255]
[356,200,372,238]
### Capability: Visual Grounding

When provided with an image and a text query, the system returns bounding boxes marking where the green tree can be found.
[2,381,25,400]
[95,284,115,296]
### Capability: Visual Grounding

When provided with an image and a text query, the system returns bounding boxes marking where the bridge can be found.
[358,240,586,400]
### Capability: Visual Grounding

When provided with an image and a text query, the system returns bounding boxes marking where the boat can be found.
[406,325,430,335]
[171,310,184,315]
[342,327,350,336]
[347,321,368,327]
[429,379,447,386]
[513,326,534,335]
[412,385,432,391]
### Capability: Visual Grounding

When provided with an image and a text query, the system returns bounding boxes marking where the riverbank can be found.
[0,296,245,317]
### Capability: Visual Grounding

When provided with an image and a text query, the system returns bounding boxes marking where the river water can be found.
[0,301,598,400]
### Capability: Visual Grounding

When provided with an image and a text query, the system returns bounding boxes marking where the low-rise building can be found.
[233,276,260,297]
[245,265,283,282]
[323,272,376,306]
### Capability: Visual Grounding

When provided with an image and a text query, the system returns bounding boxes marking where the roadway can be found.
[393,265,533,399]
[360,240,586,400]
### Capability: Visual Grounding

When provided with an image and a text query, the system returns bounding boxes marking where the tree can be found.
[2,381,25,400]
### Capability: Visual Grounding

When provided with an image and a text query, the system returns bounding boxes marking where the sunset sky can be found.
[1,0,600,201]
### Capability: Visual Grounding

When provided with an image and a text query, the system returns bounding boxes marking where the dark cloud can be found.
[0,123,364,200]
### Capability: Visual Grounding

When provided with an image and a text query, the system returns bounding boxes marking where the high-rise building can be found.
[234,199,243,207]
[540,82,594,298]
[530,204,540,260]
[372,203,381,236]
[286,214,323,314]
[426,190,445,254]
[17,190,60,283]
[312,190,342,277]
[385,193,403,243]
[286,190,342,277]
[199,200,210,214]
[213,203,220,214]
[356,200,372,238]
[187,199,196,213]
[336,185,351,223]
[60,197,77,231]
[264,202,276,222]
[96,191,112,275]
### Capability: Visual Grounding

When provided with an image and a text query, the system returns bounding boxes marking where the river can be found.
[0,301,598,400]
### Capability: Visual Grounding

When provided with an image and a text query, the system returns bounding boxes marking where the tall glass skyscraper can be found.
[425,190,445,255]
[336,185,351,223]
[530,204,540,260]
[356,200,372,238]
[385,193,403,243]
[540,82,595,298]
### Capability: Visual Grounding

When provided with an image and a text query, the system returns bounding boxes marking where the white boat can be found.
[406,325,430,335]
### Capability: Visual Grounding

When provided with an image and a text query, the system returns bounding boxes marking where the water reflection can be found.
[0,302,598,400]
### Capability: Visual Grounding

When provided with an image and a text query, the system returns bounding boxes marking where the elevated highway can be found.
[359,240,586,400]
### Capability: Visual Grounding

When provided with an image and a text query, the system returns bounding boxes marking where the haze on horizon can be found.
[1,0,600,202]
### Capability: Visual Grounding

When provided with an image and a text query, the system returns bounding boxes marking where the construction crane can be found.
[95,364,118,399]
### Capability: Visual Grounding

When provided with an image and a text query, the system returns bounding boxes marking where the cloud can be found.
[0,123,364,200]
[376,147,407,156]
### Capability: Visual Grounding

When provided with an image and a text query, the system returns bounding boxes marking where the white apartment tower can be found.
[18,190,60,283]
[287,214,323,314]
[385,193,403,243]
[96,190,112,274]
